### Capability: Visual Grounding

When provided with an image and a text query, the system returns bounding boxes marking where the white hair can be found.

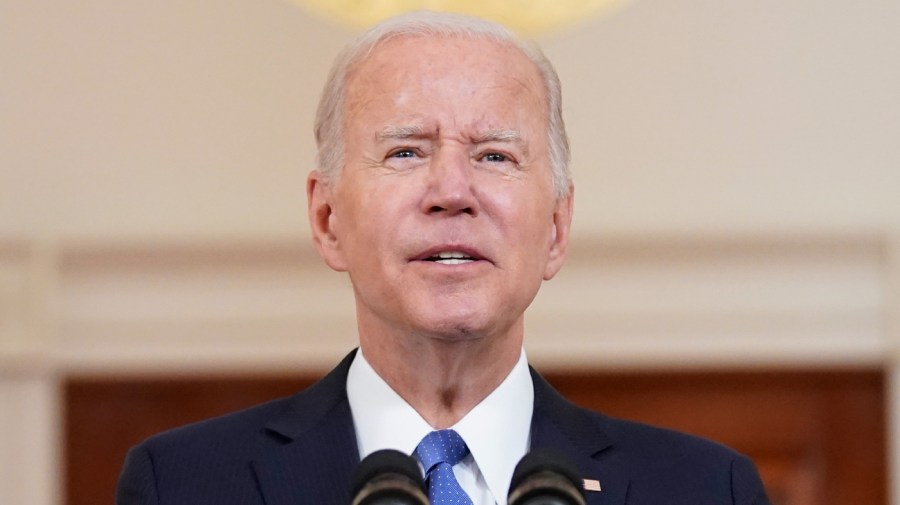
[313,11,572,199]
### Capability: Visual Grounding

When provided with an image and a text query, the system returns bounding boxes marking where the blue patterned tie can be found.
[414,430,475,505]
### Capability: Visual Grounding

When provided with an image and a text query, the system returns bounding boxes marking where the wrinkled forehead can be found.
[343,34,548,113]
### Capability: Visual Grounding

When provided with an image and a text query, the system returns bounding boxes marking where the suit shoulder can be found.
[117,395,297,505]
[600,413,770,503]
[595,411,749,469]
[136,394,291,456]
[532,369,750,466]
[133,352,355,456]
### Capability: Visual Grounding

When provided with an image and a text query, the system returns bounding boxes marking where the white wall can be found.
[1,1,898,504]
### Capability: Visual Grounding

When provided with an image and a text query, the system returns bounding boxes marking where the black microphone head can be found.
[508,449,586,505]
[350,449,428,505]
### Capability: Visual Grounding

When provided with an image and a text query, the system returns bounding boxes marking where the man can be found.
[117,11,771,505]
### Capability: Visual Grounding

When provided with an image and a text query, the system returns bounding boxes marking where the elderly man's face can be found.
[309,35,572,343]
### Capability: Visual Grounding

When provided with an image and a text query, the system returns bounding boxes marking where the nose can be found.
[421,148,479,217]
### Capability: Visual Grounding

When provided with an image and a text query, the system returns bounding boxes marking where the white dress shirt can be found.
[347,348,534,505]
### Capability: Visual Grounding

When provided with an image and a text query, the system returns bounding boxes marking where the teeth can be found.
[429,251,475,264]
[435,258,473,265]
[436,251,471,259]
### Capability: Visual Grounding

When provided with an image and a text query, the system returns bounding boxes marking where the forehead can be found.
[342,35,547,130]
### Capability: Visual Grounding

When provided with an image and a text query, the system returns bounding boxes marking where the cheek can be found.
[491,189,554,237]
[336,192,402,255]
[510,205,559,264]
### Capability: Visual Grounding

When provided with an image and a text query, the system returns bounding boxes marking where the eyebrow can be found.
[375,125,527,151]
[473,129,530,158]
[471,129,524,144]
[375,125,431,142]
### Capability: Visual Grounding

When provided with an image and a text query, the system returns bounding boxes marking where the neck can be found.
[359,320,523,429]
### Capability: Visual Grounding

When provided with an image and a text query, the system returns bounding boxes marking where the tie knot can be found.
[414,429,470,471]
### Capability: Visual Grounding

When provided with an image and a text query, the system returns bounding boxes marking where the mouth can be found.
[412,247,489,266]
[424,251,477,265]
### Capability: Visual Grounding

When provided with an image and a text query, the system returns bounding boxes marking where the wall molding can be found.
[0,232,896,505]
[0,232,892,375]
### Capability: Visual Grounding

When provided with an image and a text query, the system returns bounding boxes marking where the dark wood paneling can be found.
[541,369,886,505]
[65,377,316,505]
[65,369,885,505]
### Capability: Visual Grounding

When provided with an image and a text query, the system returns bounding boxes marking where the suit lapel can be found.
[249,354,630,505]
[530,368,629,505]
[252,351,361,505]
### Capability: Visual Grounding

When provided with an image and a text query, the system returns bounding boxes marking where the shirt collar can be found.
[453,350,533,503]
[346,348,433,457]
[346,348,534,503]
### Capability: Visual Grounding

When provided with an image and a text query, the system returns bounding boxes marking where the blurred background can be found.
[1,0,898,504]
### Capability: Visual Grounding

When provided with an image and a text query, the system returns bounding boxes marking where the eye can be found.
[389,149,417,159]
[482,152,508,163]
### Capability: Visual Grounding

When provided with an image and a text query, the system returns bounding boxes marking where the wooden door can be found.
[65,368,885,505]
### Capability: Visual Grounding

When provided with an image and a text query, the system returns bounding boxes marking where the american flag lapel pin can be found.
[583,478,602,492]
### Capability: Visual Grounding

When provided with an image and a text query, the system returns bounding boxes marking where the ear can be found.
[307,170,348,272]
[543,184,574,281]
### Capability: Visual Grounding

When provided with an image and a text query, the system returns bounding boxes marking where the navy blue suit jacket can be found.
[117,351,771,504]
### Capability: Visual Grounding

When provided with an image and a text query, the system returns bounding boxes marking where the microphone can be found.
[350,449,429,505]
[507,449,587,505]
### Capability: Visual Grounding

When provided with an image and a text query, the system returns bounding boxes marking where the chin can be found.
[406,299,502,341]
[419,315,490,342]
